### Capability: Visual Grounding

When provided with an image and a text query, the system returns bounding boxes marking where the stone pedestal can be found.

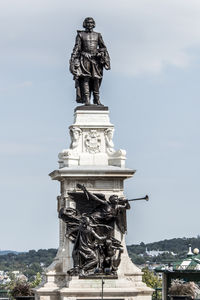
[35,106,153,300]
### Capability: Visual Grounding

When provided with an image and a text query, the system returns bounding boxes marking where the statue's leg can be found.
[72,248,79,268]
[75,78,84,103]
[93,78,103,105]
[82,77,90,105]
[113,248,123,270]
[82,256,98,273]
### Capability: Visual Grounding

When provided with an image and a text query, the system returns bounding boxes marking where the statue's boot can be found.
[93,94,103,106]
[84,94,90,106]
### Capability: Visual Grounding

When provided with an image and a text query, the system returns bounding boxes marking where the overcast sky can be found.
[1,0,200,251]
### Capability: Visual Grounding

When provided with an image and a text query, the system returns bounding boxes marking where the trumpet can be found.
[127,195,149,202]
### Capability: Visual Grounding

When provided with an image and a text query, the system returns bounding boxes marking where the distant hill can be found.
[0,236,200,280]
[0,248,57,280]
[127,236,200,254]
[127,236,200,265]
[0,250,19,256]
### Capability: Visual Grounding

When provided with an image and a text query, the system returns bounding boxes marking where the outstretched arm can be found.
[91,223,112,230]
[77,184,108,205]
[91,228,106,241]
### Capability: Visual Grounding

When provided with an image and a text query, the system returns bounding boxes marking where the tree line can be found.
[1,236,199,279]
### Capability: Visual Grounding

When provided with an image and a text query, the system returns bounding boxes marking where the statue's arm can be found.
[70,32,82,75]
[118,198,130,209]
[98,33,107,50]
[117,203,130,210]
[71,32,82,60]
[77,184,107,205]
[67,222,79,226]
[92,223,112,230]
[91,229,106,241]
[88,192,107,205]
[98,33,111,70]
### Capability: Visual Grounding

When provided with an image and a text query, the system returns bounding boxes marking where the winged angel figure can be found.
[59,184,129,276]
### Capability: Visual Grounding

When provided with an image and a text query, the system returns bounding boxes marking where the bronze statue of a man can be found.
[70,17,110,106]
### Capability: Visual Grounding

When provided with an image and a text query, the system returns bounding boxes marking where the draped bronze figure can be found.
[69,17,110,106]
[59,184,131,276]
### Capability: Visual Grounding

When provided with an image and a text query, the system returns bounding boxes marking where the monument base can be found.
[35,247,153,300]
[35,273,153,300]
[35,107,153,300]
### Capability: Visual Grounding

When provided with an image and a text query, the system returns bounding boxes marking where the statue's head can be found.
[81,215,90,227]
[70,127,81,141]
[109,195,119,204]
[105,239,112,246]
[83,17,95,31]
[105,128,114,140]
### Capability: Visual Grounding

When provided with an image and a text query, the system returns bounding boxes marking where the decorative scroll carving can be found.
[70,127,82,150]
[104,128,126,165]
[105,128,115,155]
[58,127,82,159]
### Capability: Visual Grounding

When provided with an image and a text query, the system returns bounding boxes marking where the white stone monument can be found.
[35,106,153,300]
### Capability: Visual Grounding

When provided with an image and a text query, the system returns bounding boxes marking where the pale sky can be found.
[1,0,200,251]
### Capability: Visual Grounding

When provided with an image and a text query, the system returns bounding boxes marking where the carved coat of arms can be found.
[85,130,101,154]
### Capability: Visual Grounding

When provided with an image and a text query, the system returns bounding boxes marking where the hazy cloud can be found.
[1,0,200,75]
[0,81,33,92]
[1,0,200,250]
[0,142,45,155]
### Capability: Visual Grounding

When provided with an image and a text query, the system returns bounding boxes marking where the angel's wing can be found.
[68,192,105,215]
[116,208,127,234]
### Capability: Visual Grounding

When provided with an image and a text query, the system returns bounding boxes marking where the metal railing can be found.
[0,289,10,300]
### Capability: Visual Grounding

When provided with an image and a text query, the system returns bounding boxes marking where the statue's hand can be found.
[70,66,78,76]
[69,58,80,76]
[97,52,103,58]
[77,183,86,191]
[77,183,83,189]
[104,64,111,70]
[74,59,80,68]
[72,70,78,76]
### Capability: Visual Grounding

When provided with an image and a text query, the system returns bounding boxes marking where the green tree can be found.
[31,273,42,288]
[142,267,162,300]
